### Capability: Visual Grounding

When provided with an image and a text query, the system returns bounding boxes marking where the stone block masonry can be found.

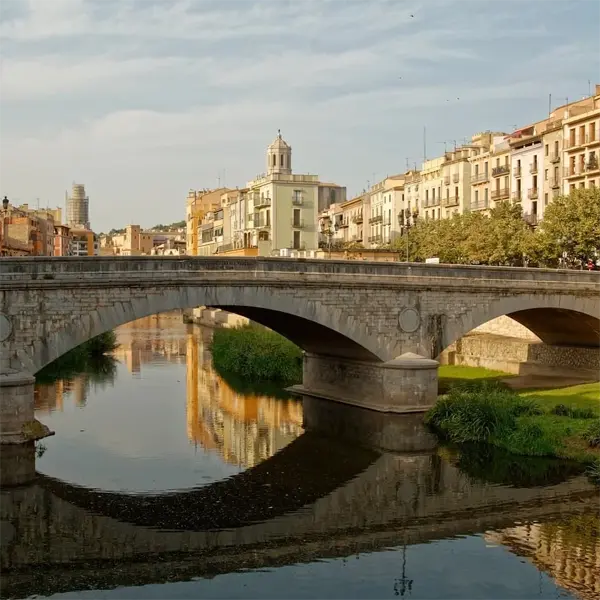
[0,256,598,458]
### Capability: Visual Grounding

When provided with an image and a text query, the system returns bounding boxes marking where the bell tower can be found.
[267,130,292,175]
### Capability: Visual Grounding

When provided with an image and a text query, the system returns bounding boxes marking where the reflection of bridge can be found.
[1,439,597,599]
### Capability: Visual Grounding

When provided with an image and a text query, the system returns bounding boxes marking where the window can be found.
[554,140,559,155]
[272,154,276,167]
[484,188,488,206]
[293,209,301,227]
[266,210,270,226]
[532,201,538,215]
[280,154,284,167]
[544,193,548,206]
[533,175,538,189]
[293,231,300,249]
[475,190,479,202]
[545,144,549,156]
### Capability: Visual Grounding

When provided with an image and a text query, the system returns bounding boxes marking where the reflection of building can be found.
[35,376,91,413]
[486,517,600,600]
[186,327,303,468]
[35,313,303,469]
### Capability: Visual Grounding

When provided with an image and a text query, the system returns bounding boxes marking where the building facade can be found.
[66,183,90,230]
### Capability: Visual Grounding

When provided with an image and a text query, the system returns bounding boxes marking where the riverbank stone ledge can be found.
[0,369,54,445]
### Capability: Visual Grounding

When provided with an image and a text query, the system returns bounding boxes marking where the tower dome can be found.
[267,130,292,175]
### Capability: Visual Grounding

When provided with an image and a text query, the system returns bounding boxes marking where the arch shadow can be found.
[36,432,380,531]
[443,295,600,355]
[26,287,384,374]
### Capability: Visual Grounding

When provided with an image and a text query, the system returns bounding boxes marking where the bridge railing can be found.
[0,256,599,287]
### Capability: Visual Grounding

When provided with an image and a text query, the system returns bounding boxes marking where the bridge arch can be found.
[443,293,600,356]
[24,285,383,375]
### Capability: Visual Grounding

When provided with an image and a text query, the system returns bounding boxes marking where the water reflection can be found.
[33,314,304,484]
[1,312,596,600]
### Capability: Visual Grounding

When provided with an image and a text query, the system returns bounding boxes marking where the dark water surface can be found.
[1,313,599,600]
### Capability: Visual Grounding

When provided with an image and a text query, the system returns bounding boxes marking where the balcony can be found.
[529,163,539,174]
[452,174,460,183]
[564,166,584,178]
[527,188,539,200]
[550,177,561,189]
[254,216,271,229]
[549,153,561,163]
[369,214,383,224]
[351,212,363,224]
[491,188,510,201]
[523,212,538,227]
[291,219,306,229]
[492,164,510,177]
[442,195,459,207]
[254,196,271,208]
[443,176,450,186]
[470,172,489,184]
[585,158,599,173]
[337,219,349,228]
[513,166,522,177]
[470,199,490,211]
[291,195,304,206]
[368,235,382,244]
[512,191,522,203]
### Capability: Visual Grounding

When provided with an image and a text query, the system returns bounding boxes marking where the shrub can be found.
[587,458,600,485]
[551,404,596,419]
[211,325,302,385]
[583,419,600,448]
[425,381,541,444]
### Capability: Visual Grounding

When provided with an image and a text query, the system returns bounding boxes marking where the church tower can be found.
[267,130,292,175]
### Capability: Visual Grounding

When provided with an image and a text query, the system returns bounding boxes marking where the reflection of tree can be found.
[486,514,600,600]
[35,355,117,413]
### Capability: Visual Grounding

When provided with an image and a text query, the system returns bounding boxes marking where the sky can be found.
[1,0,599,232]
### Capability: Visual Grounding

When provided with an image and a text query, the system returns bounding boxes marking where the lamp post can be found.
[320,216,338,259]
[1,196,9,256]
[398,209,418,262]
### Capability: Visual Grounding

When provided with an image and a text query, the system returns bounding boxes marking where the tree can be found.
[535,188,600,267]
[485,201,534,266]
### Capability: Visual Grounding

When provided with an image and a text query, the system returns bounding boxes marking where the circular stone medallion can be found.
[398,307,421,333]
[0,313,12,342]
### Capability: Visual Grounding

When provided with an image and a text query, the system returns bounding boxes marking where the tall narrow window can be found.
[293,209,301,227]
[293,230,301,249]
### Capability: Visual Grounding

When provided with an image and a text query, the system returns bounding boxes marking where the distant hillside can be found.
[150,220,185,231]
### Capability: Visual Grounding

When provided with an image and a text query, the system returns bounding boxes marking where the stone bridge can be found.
[0,257,598,450]
[1,437,597,599]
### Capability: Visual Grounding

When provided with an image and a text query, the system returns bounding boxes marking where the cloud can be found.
[0,0,599,231]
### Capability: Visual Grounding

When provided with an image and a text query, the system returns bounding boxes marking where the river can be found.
[1,312,599,600]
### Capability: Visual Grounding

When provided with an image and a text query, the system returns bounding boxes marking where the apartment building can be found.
[489,138,512,208]
[317,183,347,213]
[562,85,600,194]
[340,194,365,245]
[185,188,229,255]
[54,224,71,256]
[0,199,57,256]
[469,132,508,213]
[69,228,99,256]
[441,146,473,216]
[508,123,545,224]
[101,225,185,256]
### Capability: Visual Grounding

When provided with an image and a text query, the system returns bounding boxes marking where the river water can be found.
[1,313,599,600]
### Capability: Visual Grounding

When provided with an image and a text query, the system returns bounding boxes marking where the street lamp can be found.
[1,196,9,256]
[398,208,417,262]
[320,216,338,259]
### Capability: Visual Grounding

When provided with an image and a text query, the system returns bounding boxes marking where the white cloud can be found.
[0,0,598,231]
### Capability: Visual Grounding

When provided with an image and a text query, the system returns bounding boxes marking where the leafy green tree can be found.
[533,188,600,267]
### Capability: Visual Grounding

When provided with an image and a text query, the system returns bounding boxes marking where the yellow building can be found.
[562,84,600,194]
[185,188,229,255]
[244,132,319,254]
[341,194,366,245]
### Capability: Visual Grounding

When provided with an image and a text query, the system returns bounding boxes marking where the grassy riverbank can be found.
[36,331,119,384]
[211,325,302,385]
[425,379,600,465]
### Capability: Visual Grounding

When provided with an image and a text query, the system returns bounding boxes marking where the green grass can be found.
[425,379,600,465]
[438,365,512,393]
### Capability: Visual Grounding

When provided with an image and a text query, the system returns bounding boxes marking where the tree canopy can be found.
[388,188,600,267]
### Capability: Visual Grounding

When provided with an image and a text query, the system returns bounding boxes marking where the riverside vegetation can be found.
[211,326,600,472]
[36,330,119,384]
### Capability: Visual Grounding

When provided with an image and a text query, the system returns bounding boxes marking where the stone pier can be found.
[0,370,53,485]
[291,352,439,414]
